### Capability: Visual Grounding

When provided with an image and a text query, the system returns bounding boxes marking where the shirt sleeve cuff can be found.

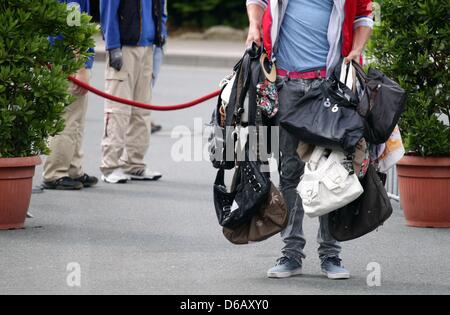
[246,0,268,9]
[354,17,374,29]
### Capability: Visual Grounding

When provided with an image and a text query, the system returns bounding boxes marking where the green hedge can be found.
[167,0,248,29]
[368,0,450,156]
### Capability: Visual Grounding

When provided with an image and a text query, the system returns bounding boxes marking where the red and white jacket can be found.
[247,0,374,74]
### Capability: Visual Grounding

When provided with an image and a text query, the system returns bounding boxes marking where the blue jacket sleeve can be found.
[100,0,121,50]
[52,0,95,69]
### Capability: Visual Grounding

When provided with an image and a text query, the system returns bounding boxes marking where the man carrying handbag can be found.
[245,0,374,280]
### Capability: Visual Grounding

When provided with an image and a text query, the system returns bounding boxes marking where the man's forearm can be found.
[247,4,265,28]
[352,26,373,54]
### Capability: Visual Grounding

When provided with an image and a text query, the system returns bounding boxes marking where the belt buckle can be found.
[316,69,322,79]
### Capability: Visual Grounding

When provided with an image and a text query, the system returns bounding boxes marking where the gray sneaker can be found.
[267,257,303,279]
[321,257,350,280]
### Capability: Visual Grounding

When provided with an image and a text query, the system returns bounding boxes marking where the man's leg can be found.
[42,93,86,190]
[122,46,161,180]
[317,214,342,261]
[318,215,350,279]
[67,88,97,187]
[280,128,307,263]
[267,79,307,278]
[100,47,135,183]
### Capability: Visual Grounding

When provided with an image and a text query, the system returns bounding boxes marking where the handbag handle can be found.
[340,61,355,90]
[351,61,369,84]
[308,146,327,171]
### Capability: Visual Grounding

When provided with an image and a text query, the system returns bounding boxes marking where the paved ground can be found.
[95,37,245,68]
[1,62,450,295]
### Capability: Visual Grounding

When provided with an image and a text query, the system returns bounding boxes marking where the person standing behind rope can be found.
[42,0,98,191]
[100,0,167,184]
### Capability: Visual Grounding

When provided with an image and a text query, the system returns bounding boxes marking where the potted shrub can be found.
[369,0,450,227]
[0,0,97,229]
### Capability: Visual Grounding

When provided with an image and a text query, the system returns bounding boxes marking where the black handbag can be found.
[329,164,393,242]
[208,44,264,169]
[214,159,271,229]
[353,61,407,144]
[279,76,365,153]
[208,89,237,170]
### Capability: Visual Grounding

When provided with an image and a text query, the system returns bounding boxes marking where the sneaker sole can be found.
[82,181,99,188]
[42,185,83,191]
[129,175,162,181]
[322,271,351,280]
[267,268,303,279]
[101,176,128,184]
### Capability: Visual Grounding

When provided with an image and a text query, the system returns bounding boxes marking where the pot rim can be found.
[0,156,42,168]
[398,155,450,167]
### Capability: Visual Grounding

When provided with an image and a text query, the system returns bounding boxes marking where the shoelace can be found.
[324,257,342,267]
[276,257,291,266]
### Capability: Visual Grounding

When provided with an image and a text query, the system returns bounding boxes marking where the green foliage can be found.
[368,0,450,156]
[168,0,248,29]
[0,0,97,157]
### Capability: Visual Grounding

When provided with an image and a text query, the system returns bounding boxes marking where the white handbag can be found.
[298,147,364,218]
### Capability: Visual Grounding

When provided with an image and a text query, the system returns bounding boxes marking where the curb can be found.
[94,51,240,69]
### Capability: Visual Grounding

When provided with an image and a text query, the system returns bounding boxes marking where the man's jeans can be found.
[277,76,342,265]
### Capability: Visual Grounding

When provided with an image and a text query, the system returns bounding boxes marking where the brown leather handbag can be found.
[223,183,289,245]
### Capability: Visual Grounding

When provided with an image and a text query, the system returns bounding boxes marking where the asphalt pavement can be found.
[0,62,449,295]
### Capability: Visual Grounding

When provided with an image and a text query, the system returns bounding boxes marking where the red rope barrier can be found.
[68,76,220,111]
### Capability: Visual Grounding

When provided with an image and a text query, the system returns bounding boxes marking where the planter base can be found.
[397,156,450,229]
[0,156,41,231]
[406,220,450,228]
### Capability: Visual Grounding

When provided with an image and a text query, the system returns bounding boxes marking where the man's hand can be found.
[246,4,265,48]
[345,26,373,64]
[246,24,263,48]
[109,48,123,72]
[345,48,363,64]
[72,68,90,96]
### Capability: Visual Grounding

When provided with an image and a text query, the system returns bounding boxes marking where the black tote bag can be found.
[353,61,407,144]
[280,77,365,153]
[329,165,393,242]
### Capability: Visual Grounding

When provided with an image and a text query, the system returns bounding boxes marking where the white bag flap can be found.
[322,162,350,191]
[298,180,319,205]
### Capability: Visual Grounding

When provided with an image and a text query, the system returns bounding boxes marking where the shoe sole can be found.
[267,269,303,279]
[42,185,83,191]
[129,175,162,181]
[322,271,351,280]
[82,181,99,188]
[101,176,128,184]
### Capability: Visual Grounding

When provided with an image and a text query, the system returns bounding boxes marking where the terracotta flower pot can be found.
[0,156,41,230]
[397,156,450,228]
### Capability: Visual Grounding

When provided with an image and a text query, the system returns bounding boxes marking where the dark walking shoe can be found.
[42,177,83,191]
[74,173,99,188]
[321,257,350,280]
[151,123,162,134]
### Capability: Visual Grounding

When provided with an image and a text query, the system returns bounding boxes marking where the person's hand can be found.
[109,48,123,71]
[72,68,90,96]
[345,48,363,64]
[246,24,263,48]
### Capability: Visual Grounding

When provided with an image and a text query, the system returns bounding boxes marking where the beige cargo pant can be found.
[43,88,88,182]
[101,46,153,176]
